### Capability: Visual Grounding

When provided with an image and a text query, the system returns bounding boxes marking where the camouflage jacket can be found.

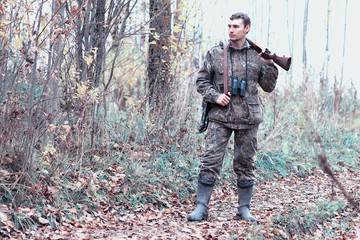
[196,40,278,129]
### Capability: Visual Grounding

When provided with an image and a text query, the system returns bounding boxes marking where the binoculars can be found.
[231,77,247,97]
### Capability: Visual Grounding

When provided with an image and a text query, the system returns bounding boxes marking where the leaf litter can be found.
[4,168,358,239]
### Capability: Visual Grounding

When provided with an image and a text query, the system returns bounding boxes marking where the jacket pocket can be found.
[246,98,263,124]
[248,102,261,113]
[210,64,223,93]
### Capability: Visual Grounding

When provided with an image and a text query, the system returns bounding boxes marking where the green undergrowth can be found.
[272,199,355,239]
[225,199,355,239]
[1,84,359,234]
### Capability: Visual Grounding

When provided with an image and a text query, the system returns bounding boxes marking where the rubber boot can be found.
[235,180,256,222]
[187,175,215,221]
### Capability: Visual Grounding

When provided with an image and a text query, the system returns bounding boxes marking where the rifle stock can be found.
[198,102,212,133]
[247,38,291,71]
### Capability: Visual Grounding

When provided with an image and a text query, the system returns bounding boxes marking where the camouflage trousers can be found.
[200,121,258,182]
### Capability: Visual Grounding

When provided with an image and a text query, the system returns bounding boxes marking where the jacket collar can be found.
[228,39,251,51]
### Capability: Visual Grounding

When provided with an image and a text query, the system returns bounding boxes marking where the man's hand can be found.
[258,49,273,64]
[216,93,231,106]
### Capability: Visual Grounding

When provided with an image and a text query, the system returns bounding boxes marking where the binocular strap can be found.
[230,47,248,85]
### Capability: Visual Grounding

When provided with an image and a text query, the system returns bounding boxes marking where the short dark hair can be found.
[230,12,251,27]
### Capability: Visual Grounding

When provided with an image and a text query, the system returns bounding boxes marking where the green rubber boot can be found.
[188,176,215,221]
[235,180,256,222]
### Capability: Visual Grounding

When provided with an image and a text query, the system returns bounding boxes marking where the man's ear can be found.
[245,25,250,34]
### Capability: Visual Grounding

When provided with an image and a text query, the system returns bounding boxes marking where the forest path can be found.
[28,169,359,239]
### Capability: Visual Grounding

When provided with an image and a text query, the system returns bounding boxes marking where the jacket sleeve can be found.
[196,50,222,103]
[258,61,279,93]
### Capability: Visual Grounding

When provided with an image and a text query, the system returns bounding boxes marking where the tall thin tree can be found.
[286,0,296,77]
[90,0,107,148]
[340,0,348,88]
[322,0,331,83]
[147,0,171,113]
[302,0,309,70]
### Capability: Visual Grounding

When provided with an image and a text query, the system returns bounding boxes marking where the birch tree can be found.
[302,0,309,70]
[322,0,331,83]
[340,0,348,87]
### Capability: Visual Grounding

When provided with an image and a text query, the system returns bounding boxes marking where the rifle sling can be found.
[223,43,228,94]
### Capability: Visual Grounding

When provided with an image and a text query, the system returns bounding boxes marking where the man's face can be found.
[228,18,250,42]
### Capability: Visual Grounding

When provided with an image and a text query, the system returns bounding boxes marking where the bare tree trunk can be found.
[0,2,10,154]
[80,0,92,82]
[93,0,106,87]
[263,0,276,127]
[90,0,106,148]
[340,0,348,95]
[302,0,309,70]
[322,0,331,84]
[147,0,171,114]
[286,0,296,77]
[23,0,45,175]
[333,0,348,114]
[266,0,271,46]
[76,0,85,82]
[45,0,65,125]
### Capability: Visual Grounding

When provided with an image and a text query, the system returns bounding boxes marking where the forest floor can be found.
[18,168,360,240]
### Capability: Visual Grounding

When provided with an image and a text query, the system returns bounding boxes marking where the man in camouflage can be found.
[188,12,278,222]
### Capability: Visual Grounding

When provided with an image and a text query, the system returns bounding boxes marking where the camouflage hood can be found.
[196,39,279,129]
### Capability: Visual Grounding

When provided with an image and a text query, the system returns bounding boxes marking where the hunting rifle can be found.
[247,38,291,71]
